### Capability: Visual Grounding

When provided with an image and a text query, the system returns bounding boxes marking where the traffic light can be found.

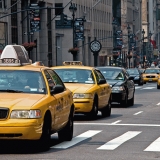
[60,13,68,25]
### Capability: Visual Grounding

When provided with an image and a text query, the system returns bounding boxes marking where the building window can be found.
[0,0,6,8]
[55,3,63,15]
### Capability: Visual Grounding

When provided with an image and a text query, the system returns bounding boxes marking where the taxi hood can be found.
[0,93,45,109]
[64,83,94,93]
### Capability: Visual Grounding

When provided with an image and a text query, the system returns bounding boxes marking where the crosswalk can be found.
[50,130,160,152]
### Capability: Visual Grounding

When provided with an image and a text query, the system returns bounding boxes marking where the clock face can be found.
[90,40,102,52]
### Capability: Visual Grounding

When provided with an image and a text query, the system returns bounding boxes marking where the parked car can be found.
[51,61,112,119]
[126,68,143,85]
[96,66,135,107]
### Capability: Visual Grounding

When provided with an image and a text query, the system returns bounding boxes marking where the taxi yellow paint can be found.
[51,62,112,118]
[142,68,159,83]
[157,74,160,89]
[0,44,75,152]
[0,65,74,141]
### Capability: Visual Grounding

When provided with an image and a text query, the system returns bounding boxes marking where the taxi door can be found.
[47,70,71,127]
[44,70,66,130]
[93,70,110,108]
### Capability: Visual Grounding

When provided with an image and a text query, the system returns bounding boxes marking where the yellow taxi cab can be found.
[142,68,159,83]
[0,45,74,151]
[51,61,112,119]
[157,72,160,89]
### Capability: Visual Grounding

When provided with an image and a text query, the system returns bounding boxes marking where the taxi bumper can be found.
[74,99,93,113]
[0,119,42,140]
[143,78,158,82]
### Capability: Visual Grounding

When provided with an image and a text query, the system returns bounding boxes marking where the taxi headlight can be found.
[73,93,93,99]
[112,86,124,91]
[10,110,41,119]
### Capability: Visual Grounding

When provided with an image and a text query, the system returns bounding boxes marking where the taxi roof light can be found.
[0,45,31,66]
[63,61,83,66]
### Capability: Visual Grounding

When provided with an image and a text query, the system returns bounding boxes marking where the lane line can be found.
[51,130,102,149]
[144,137,160,152]
[141,87,155,90]
[133,111,143,115]
[75,123,160,127]
[157,102,160,105]
[135,87,142,89]
[111,120,122,124]
[97,131,141,150]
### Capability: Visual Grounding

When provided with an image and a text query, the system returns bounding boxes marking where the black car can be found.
[97,66,135,107]
[126,68,143,85]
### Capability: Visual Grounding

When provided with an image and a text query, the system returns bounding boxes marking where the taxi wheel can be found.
[157,85,160,89]
[101,100,111,117]
[89,98,98,119]
[38,115,51,151]
[58,110,74,141]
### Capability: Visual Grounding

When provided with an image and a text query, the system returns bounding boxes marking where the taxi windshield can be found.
[0,70,46,94]
[144,69,159,74]
[99,69,124,80]
[54,69,95,84]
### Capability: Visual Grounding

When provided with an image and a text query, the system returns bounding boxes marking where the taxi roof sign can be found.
[0,45,31,66]
[63,61,83,66]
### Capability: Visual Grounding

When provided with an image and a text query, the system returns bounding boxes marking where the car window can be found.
[0,70,46,94]
[98,68,124,80]
[54,69,95,84]
[95,70,106,80]
[47,69,65,87]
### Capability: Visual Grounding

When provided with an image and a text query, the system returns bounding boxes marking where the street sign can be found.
[29,3,41,32]
[74,18,84,41]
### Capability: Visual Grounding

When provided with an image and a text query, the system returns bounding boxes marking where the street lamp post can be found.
[142,29,145,68]
[148,31,152,64]
[69,3,77,61]
[127,24,131,68]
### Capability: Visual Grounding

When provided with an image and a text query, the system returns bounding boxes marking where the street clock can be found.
[90,40,102,53]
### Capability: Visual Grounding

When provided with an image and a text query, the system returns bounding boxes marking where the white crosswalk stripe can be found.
[135,86,155,90]
[97,131,141,150]
[51,130,102,149]
[50,130,160,152]
[144,137,160,152]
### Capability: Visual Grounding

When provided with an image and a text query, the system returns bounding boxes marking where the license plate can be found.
[149,78,152,81]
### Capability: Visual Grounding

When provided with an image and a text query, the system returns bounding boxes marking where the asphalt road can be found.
[1,82,160,160]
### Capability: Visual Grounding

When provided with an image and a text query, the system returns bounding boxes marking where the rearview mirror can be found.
[50,85,64,94]
[98,79,106,84]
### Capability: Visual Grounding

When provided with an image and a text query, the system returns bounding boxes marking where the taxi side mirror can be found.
[50,85,64,94]
[98,79,106,84]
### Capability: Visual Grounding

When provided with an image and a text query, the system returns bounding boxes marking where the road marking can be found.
[111,120,122,124]
[134,111,143,115]
[157,102,160,105]
[75,123,160,127]
[135,86,142,89]
[51,130,102,149]
[97,131,141,150]
[142,87,155,90]
[144,137,160,152]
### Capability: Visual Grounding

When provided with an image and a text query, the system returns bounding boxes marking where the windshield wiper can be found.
[0,89,23,93]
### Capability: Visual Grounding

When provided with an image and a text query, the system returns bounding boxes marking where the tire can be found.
[88,98,98,120]
[58,109,74,141]
[128,94,134,106]
[157,85,160,89]
[101,100,111,117]
[38,115,51,151]
[120,93,128,107]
